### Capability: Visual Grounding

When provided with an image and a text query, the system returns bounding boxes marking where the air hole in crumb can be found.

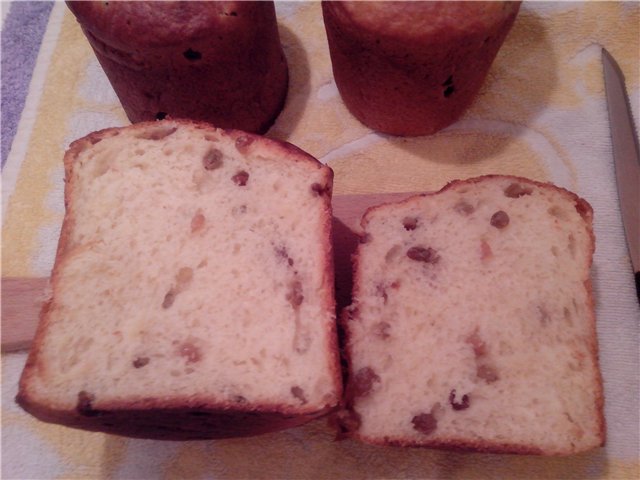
[372,321,391,340]
[136,125,177,140]
[232,205,247,216]
[155,111,167,120]
[443,85,455,97]
[183,48,202,60]
[480,240,493,260]
[235,135,254,152]
[548,205,565,219]
[162,290,176,309]
[564,307,573,326]
[442,75,453,86]
[385,245,401,263]
[375,283,389,304]
[537,305,551,326]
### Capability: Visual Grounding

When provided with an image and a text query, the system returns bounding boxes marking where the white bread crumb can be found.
[17,120,342,439]
[340,175,604,455]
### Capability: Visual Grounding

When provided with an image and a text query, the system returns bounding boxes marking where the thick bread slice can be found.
[340,175,604,455]
[17,120,342,439]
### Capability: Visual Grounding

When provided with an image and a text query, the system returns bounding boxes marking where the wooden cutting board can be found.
[1,191,416,353]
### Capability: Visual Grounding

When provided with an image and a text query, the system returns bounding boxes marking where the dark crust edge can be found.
[16,119,342,439]
[15,392,336,441]
[337,174,605,454]
[321,1,523,44]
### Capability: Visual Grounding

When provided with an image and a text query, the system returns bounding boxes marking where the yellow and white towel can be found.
[2,2,639,478]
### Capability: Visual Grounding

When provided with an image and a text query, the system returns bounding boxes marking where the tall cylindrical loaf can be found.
[322,1,521,136]
[67,1,288,134]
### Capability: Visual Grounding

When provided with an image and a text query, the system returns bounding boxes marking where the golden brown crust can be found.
[361,175,595,228]
[322,1,521,136]
[17,120,341,439]
[66,1,288,133]
[66,1,253,50]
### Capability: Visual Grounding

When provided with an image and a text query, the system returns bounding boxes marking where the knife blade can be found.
[602,48,640,302]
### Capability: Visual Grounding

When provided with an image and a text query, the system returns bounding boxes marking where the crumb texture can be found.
[345,175,603,455]
[19,121,339,436]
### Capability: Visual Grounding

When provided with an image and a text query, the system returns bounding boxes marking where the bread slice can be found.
[338,175,604,455]
[17,120,342,439]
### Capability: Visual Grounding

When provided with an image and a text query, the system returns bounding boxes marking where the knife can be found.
[602,48,640,301]
[602,48,640,302]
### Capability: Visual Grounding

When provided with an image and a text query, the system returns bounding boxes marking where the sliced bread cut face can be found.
[342,175,604,455]
[17,120,342,439]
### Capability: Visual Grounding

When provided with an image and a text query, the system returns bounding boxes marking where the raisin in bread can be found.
[66,1,288,134]
[339,175,604,455]
[322,1,520,136]
[16,120,341,439]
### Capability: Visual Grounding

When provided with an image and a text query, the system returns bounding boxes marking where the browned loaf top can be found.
[17,120,342,440]
[66,1,288,133]
[322,1,521,136]
[339,175,605,455]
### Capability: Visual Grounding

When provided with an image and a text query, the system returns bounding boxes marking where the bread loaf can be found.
[339,175,605,455]
[66,1,288,134]
[322,1,521,136]
[17,120,342,439]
